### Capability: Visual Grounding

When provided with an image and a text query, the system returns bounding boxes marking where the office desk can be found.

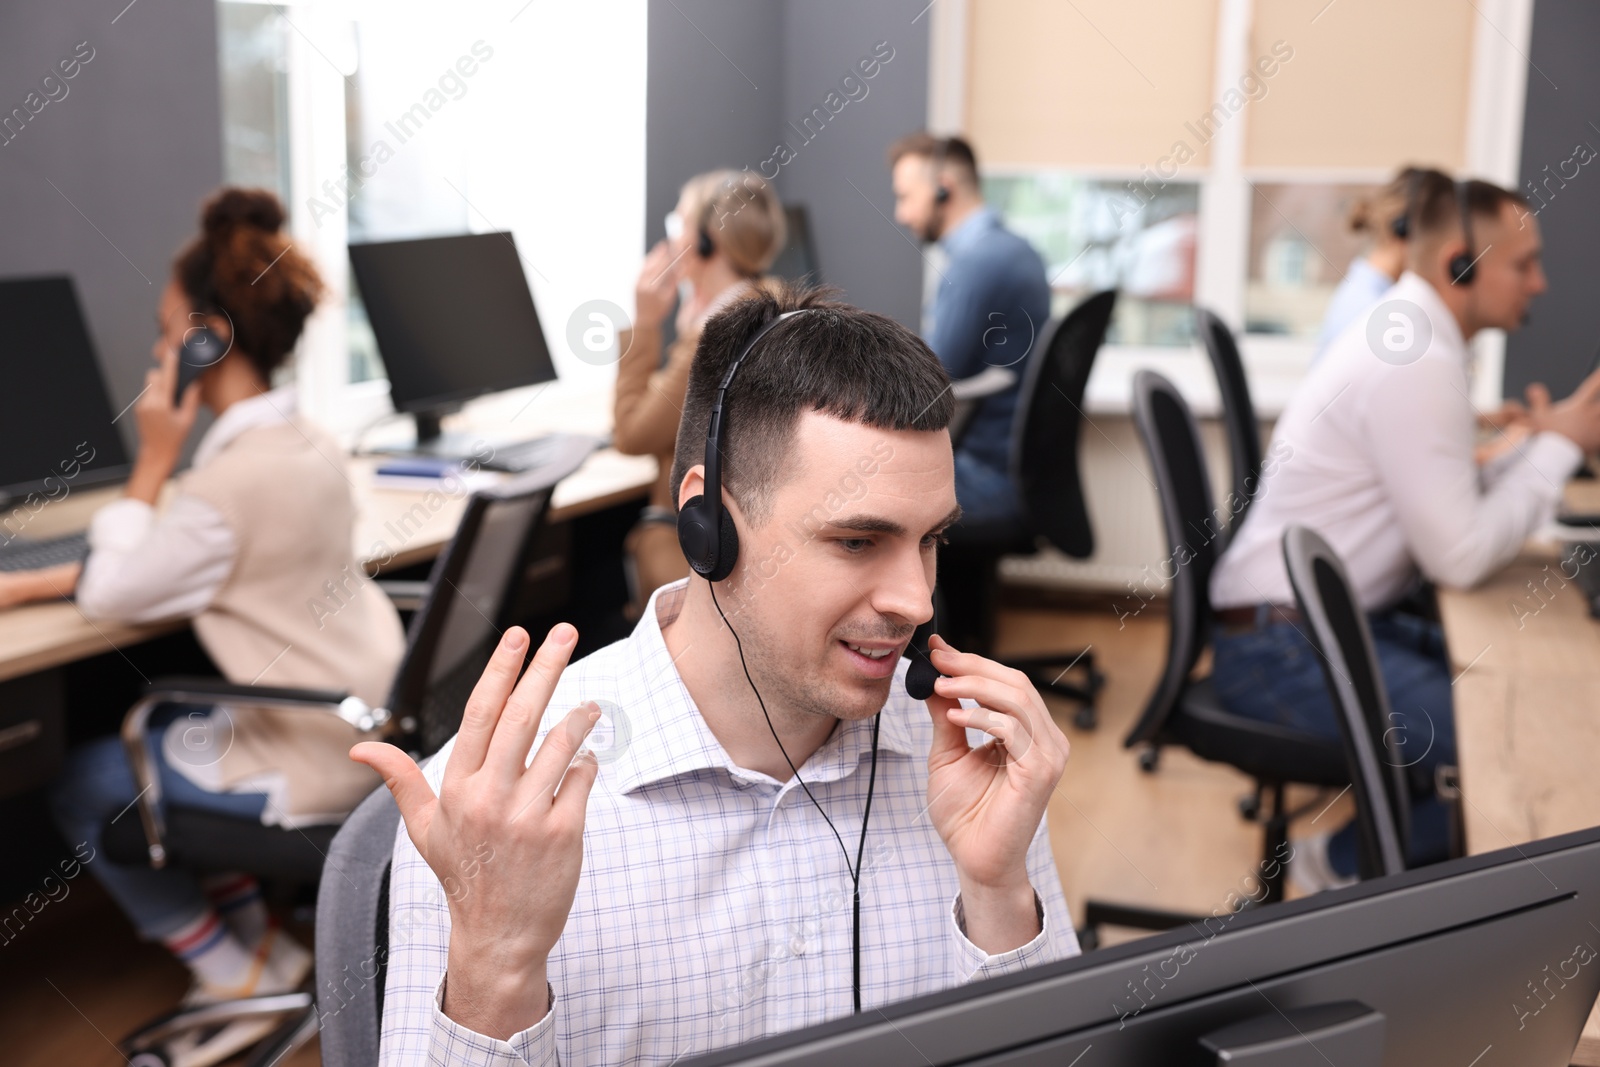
[0,384,656,685]
[1439,480,1600,1065]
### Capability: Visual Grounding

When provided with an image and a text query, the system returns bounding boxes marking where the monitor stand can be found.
[378,410,494,466]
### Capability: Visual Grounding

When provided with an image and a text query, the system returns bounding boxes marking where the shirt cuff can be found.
[1525,431,1586,490]
[87,497,155,553]
[428,974,557,1067]
[949,889,1054,984]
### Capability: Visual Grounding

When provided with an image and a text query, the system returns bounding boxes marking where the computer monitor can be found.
[768,204,820,284]
[0,276,131,508]
[348,232,557,455]
[685,826,1600,1065]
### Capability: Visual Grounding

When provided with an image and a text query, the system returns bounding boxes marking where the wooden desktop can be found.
[1438,479,1600,1065]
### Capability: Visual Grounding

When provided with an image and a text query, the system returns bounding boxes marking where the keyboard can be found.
[479,435,559,473]
[0,531,90,572]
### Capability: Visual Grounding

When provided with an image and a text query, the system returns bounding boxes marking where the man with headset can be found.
[887,132,1050,529]
[356,288,1076,1064]
[1209,174,1600,891]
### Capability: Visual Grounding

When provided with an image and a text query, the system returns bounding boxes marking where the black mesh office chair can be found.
[1282,525,1412,880]
[103,438,595,1067]
[1195,308,1262,542]
[940,290,1117,730]
[1078,371,1346,947]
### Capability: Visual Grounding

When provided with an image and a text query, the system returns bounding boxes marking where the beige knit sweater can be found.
[176,419,405,825]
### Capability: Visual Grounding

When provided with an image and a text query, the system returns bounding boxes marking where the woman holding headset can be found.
[611,169,787,615]
[45,188,405,1067]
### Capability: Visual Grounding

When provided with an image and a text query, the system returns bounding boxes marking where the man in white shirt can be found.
[1210,174,1600,889]
[355,288,1077,1065]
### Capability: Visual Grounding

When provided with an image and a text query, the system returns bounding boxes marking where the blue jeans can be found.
[1210,611,1457,876]
[953,450,1024,527]
[50,704,268,941]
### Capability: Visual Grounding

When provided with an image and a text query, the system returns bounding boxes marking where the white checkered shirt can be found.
[379,580,1077,1066]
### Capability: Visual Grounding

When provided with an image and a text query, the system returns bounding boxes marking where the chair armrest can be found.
[949,367,1018,450]
[121,678,389,868]
[950,365,1017,402]
[376,579,431,612]
[141,675,350,706]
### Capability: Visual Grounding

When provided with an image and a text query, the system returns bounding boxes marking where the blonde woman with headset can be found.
[612,169,787,615]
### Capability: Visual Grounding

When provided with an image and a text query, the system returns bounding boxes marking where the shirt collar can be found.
[1392,271,1469,364]
[938,205,998,257]
[608,579,918,795]
[191,385,298,468]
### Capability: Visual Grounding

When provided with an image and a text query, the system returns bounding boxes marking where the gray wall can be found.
[646,0,930,328]
[1504,0,1600,399]
[0,0,223,454]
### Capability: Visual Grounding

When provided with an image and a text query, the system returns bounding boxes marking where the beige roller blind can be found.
[966,0,1221,168]
[1245,0,1475,169]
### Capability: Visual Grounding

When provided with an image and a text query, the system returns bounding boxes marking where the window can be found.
[216,1,648,431]
[217,2,291,203]
[1245,181,1379,338]
[950,0,1517,394]
[984,173,1200,346]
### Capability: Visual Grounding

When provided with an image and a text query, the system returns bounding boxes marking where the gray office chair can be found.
[1078,371,1347,948]
[104,437,595,1067]
[1195,307,1262,546]
[1282,525,1411,879]
[940,291,1117,730]
[315,780,402,1067]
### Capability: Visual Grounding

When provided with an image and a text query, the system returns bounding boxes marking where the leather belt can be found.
[1214,604,1304,631]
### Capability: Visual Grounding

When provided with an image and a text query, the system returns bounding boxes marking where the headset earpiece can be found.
[676,493,740,582]
[676,309,812,584]
[696,225,715,259]
[934,184,950,205]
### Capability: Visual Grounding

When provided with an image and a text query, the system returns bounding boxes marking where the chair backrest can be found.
[315,783,400,1067]
[1194,308,1262,538]
[1123,369,1223,748]
[386,435,595,756]
[1282,525,1410,879]
[1010,289,1118,559]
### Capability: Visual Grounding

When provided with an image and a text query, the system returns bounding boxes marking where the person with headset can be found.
[41,188,406,1066]
[1313,165,1445,362]
[887,133,1050,528]
[612,168,786,617]
[360,287,1076,1065]
[1208,173,1600,892]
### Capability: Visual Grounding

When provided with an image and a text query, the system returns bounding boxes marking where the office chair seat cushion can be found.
[101,806,338,882]
[1167,678,1348,787]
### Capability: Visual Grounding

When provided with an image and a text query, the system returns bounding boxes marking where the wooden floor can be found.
[2,603,1348,1066]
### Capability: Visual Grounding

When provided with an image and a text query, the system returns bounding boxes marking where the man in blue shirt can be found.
[889,134,1050,527]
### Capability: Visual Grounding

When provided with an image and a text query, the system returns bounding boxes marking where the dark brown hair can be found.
[1410,172,1530,240]
[174,187,323,381]
[887,132,979,190]
[670,284,954,525]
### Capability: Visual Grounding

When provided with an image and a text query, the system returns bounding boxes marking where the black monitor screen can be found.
[349,232,557,415]
[0,276,131,504]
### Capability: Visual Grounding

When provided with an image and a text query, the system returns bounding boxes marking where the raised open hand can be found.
[351,623,601,1038]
